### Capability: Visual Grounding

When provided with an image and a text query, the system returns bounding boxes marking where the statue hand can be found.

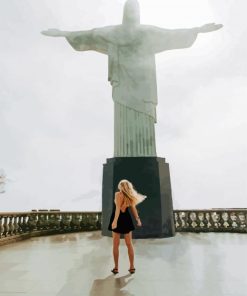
[41,28,65,37]
[199,23,223,33]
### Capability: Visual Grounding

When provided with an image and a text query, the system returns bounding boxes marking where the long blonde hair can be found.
[118,179,140,207]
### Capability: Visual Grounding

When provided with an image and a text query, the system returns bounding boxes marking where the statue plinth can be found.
[101,157,175,238]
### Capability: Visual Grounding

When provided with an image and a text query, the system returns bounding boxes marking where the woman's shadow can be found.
[89,274,135,296]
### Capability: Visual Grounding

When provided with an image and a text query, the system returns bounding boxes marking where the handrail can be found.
[0,210,102,246]
[174,209,247,233]
[0,209,246,246]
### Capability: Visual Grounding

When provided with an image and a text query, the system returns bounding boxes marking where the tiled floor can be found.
[0,231,246,296]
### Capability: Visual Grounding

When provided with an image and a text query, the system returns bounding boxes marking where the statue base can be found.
[101,157,175,238]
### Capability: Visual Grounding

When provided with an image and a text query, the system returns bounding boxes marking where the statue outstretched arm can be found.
[41,28,112,54]
[146,23,223,54]
[196,23,223,33]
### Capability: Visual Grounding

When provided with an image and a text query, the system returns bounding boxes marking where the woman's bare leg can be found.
[112,231,120,269]
[124,231,134,269]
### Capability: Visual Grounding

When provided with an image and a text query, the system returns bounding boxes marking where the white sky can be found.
[0,0,246,211]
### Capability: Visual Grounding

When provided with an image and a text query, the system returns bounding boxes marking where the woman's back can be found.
[114,191,129,213]
[109,189,135,234]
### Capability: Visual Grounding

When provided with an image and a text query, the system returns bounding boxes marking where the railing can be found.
[0,209,246,246]
[0,210,102,246]
[174,209,247,233]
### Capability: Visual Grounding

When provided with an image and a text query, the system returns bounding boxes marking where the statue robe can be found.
[66,25,198,156]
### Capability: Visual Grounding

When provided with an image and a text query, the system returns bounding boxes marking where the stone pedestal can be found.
[101,157,175,238]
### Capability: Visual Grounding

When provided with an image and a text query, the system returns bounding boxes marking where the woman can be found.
[108,179,146,275]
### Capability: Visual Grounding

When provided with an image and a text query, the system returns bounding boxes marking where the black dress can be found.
[108,201,135,234]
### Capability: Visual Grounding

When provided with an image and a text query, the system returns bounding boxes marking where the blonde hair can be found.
[118,179,139,207]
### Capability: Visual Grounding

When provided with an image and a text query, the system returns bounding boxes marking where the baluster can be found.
[230,212,238,230]
[189,212,198,230]
[3,216,9,237]
[56,213,62,230]
[13,216,20,235]
[9,216,14,236]
[85,214,90,230]
[87,213,94,230]
[173,212,178,230]
[92,213,97,230]
[70,213,75,230]
[48,211,57,230]
[205,212,210,229]
[48,210,61,230]
[0,216,4,238]
[186,211,192,230]
[22,216,28,233]
[71,213,81,231]
[48,213,53,230]
[234,212,241,231]
[198,212,205,229]
[61,213,71,231]
[238,212,247,231]
[37,213,41,230]
[202,212,209,230]
[208,212,214,230]
[37,210,49,230]
[96,213,102,230]
[182,212,188,229]
[69,213,73,230]
[28,213,37,231]
[45,212,49,230]
[222,212,229,229]
[211,212,220,230]
[179,211,185,230]
[219,212,225,231]
[18,216,23,234]
[37,213,42,230]
[18,216,23,233]
[80,213,87,230]
[177,211,183,230]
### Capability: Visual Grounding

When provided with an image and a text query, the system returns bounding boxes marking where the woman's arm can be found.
[113,193,121,224]
[130,204,142,226]
[130,204,139,219]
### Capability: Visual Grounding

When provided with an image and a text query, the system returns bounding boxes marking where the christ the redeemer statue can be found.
[42,0,222,157]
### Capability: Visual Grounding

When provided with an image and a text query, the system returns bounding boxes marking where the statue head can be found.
[122,0,140,26]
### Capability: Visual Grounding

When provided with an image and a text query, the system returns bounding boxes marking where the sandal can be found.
[111,268,119,274]
[128,268,136,274]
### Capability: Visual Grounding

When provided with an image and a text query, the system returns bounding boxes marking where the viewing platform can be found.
[0,230,246,296]
[0,209,246,295]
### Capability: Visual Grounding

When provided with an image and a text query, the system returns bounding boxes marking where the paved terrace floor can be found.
[0,231,246,296]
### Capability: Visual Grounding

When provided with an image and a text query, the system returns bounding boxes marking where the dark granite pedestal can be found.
[101,157,175,238]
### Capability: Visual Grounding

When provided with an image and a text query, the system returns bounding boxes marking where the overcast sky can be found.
[0,0,246,211]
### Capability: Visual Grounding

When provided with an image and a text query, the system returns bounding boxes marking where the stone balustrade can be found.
[0,209,246,246]
[174,209,247,233]
[0,210,102,246]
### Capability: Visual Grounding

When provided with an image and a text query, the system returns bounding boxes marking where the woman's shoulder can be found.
[114,191,124,205]
[114,191,124,202]
[115,191,123,198]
